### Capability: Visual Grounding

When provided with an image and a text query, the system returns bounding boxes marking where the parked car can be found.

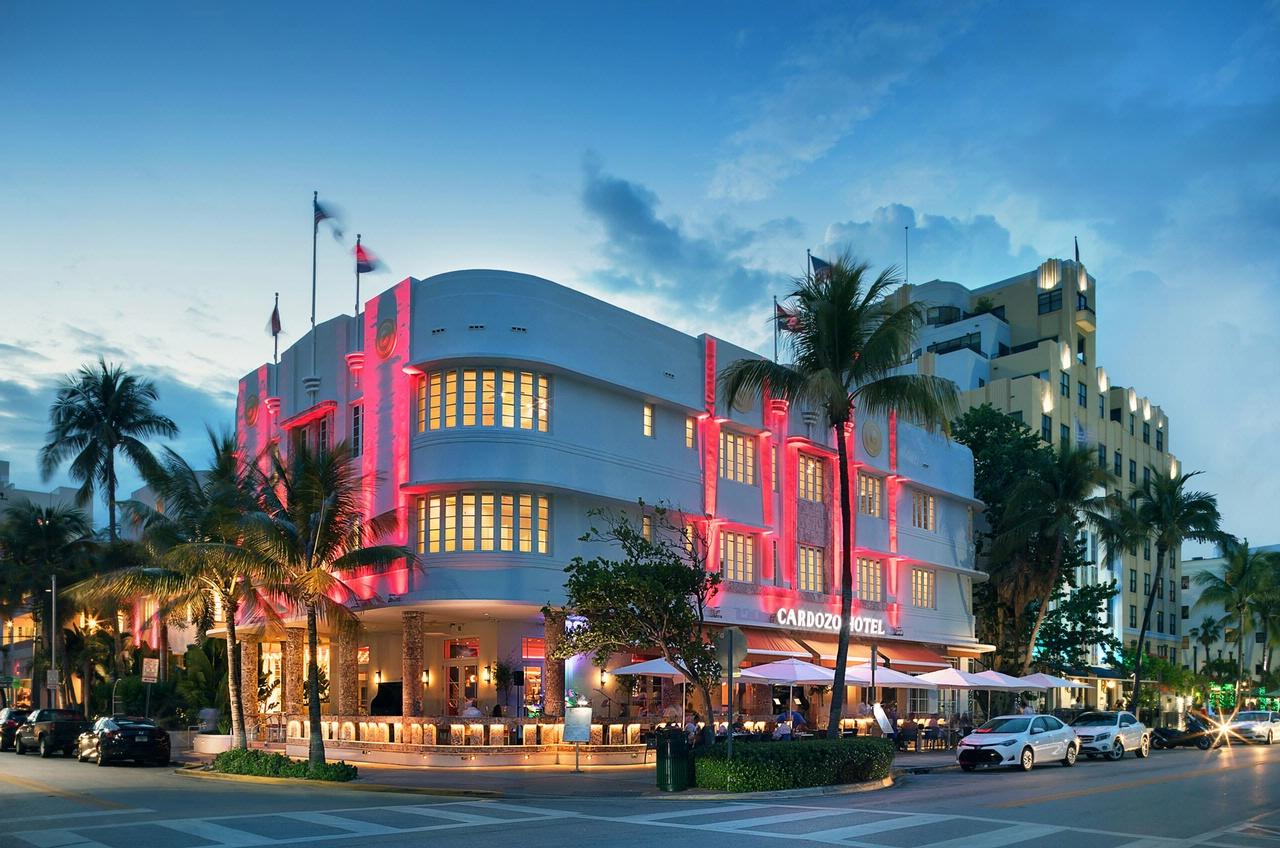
[1224,710,1280,744]
[956,714,1079,772]
[14,708,92,758]
[1151,712,1220,750]
[0,707,30,752]
[1071,710,1150,760]
[76,715,171,767]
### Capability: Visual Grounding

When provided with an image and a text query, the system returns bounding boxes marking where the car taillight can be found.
[3,720,14,728]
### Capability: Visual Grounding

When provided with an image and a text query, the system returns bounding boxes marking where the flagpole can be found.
[904,226,909,285]
[273,292,280,366]
[309,190,319,398]
[355,234,362,320]
[773,295,779,364]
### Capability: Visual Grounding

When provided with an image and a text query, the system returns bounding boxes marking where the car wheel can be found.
[14,737,26,755]
[96,752,109,767]
[1136,736,1150,758]
[38,736,51,758]
[1019,746,1034,772]
[1151,736,1167,750]
[960,764,976,772]
[1107,740,1125,761]
[1062,744,1078,767]
[1196,736,1212,751]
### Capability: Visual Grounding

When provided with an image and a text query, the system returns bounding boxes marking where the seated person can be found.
[461,699,483,717]
[772,721,793,740]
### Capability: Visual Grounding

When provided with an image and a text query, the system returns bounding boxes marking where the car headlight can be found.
[1001,739,1017,747]
[1092,731,1111,740]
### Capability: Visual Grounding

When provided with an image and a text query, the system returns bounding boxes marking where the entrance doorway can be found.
[445,637,479,715]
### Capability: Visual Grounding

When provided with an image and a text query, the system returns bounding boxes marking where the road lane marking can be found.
[989,757,1273,808]
[705,809,856,831]
[761,812,949,843]
[9,829,110,848]
[0,807,154,824]
[278,811,400,835]
[160,819,270,846]
[0,773,130,811]
[615,803,759,822]
[922,824,1065,848]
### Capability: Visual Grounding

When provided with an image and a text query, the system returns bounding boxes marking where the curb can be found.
[643,774,894,801]
[894,762,960,775]
[172,766,503,798]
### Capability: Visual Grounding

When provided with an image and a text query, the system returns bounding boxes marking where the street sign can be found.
[45,670,59,690]
[563,706,592,743]
[141,657,159,684]
[713,626,747,672]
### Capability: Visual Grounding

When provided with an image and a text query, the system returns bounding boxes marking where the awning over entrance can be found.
[743,630,809,659]
[798,637,952,669]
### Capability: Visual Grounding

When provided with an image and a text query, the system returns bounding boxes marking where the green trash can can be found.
[655,728,690,792]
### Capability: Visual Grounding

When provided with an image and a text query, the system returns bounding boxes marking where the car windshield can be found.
[974,717,1030,734]
[116,718,157,728]
[1235,712,1269,722]
[1072,712,1117,727]
[44,709,82,720]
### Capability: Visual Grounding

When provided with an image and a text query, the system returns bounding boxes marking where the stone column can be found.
[283,627,306,716]
[334,624,360,716]
[543,611,566,718]
[401,611,425,717]
[239,638,260,737]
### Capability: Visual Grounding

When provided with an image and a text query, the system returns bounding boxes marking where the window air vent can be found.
[468,324,485,331]
[511,326,528,333]
[431,327,447,335]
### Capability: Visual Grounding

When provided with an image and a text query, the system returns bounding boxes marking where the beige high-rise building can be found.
[898,258,1181,666]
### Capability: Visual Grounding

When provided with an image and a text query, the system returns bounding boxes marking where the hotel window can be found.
[857,557,884,602]
[350,404,363,457]
[1129,414,1135,436]
[1097,443,1106,469]
[416,376,428,432]
[1157,611,1164,633]
[481,370,496,426]
[1129,569,1136,593]
[1059,371,1070,398]
[1157,575,1164,598]
[1129,605,1137,627]
[501,371,516,428]
[1144,572,1150,594]
[1143,466,1151,487]
[1098,394,1105,419]
[1181,575,1189,590]
[1155,429,1164,452]
[685,416,695,448]
[642,514,652,542]
[857,473,883,517]
[720,530,755,583]
[423,491,551,556]
[798,454,824,502]
[911,491,935,531]
[911,568,936,609]
[1077,381,1087,407]
[317,415,331,451]
[462,370,478,426]
[1114,451,1122,477]
[1041,414,1052,443]
[1129,459,1137,483]
[719,431,755,485]
[797,545,824,593]
[425,367,550,432]
[1142,421,1150,444]
[1143,539,1151,561]
[444,371,458,428]
[519,372,535,430]
[1038,288,1063,314]
[642,403,654,437]
[1060,423,1069,445]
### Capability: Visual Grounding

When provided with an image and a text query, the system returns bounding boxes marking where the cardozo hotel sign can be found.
[774,607,887,636]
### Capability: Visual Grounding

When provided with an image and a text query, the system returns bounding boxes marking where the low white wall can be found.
[193,734,234,755]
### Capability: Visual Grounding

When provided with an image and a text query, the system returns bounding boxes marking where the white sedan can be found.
[956,714,1079,772]
[1226,710,1280,744]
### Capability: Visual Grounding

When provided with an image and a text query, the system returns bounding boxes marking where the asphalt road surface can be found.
[1,743,1277,848]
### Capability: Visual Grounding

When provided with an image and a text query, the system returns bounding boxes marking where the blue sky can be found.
[1,2,1277,551]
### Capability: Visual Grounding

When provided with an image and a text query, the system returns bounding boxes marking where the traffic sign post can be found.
[142,658,159,717]
[714,626,747,759]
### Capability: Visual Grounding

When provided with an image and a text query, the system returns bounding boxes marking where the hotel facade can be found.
[232,270,986,751]
[899,259,1182,678]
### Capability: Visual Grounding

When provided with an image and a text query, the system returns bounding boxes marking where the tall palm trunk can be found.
[225,599,246,749]
[1235,604,1247,709]
[827,422,854,739]
[1130,542,1169,712]
[1021,535,1065,674]
[106,451,118,543]
[306,602,325,767]
[82,656,93,717]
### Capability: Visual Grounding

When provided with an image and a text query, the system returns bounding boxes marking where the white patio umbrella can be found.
[1018,672,1078,689]
[845,663,938,689]
[974,669,1046,690]
[915,667,990,689]
[611,658,689,724]
[739,658,834,725]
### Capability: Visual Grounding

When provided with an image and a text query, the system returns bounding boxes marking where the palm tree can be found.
[1195,539,1278,706]
[720,256,958,737]
[240,441,411,767]
[68,430,284,749]
[1130,469,1223,710]
[39,358,178,541]
[1188,615,1225,673]
[61,623,113,717]
[994,444,1126,674]
[0,501,96,707]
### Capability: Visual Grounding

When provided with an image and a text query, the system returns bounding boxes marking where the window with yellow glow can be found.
[425,491,550,555]
[481,370,496,426]
[798,545,824,593]
[519,372,534,430]
[857,557,883,602]
[684,416,695,448]
[720,530,755,583]
[719,431,755,485]
[911,491,936,531]
[798,454,824,502]
[643,403,654,437]
[911,567,935,608]
[518,494,533,552]
[416,378,427,433]
[422,367,551,433]
[462,370,477,426]
[858,473,883,517]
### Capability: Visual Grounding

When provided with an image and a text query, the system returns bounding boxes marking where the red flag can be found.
[775,302,800,331]
[266,302,282,337]
[354,242,382,274]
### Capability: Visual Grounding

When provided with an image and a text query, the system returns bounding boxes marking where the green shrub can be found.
[210,748,358,782]
[692,737,893,792]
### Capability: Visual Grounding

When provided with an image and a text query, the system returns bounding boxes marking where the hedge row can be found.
[211,748,358,782]
[692,737,893,792]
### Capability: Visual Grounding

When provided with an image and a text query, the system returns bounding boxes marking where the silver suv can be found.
[1071,710,1150,760]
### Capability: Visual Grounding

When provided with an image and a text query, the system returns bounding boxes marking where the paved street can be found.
[1,744,1277,848]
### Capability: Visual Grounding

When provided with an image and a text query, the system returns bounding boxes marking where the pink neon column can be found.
[887,411,900,629]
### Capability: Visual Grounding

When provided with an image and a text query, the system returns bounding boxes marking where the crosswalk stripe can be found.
[920,824,1065,848]
[160,819,270,846]
[463,801,576,818]
[703,809,854,831]
[278,811,401,835]
[386,805,514,824]
[778,812,948,843]
[12,830,110,848]
[616,803,759,823]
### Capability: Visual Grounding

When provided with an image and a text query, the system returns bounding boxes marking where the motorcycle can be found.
[1150,713,1221,750]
